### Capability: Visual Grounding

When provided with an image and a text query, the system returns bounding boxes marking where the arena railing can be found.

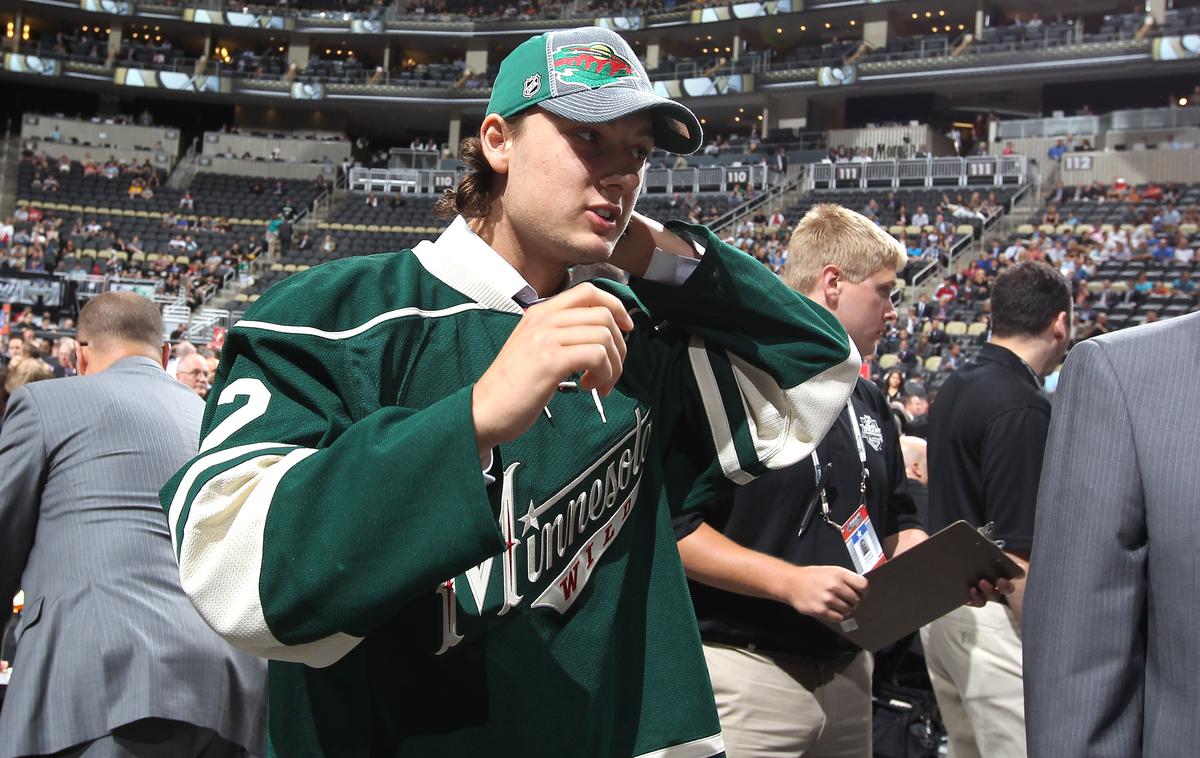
[998,106,1200,144]
[123,0,698,26]
[997,116,1101,140]
[202,131,351,164]
[808,156,1028,190]
[348,165,772,196]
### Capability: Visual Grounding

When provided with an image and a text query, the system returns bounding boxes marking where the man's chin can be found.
[566,236,618,265]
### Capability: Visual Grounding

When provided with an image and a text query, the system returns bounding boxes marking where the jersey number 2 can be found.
[199,377,271,452]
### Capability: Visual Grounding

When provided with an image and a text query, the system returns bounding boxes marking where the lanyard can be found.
[809,400,869,528]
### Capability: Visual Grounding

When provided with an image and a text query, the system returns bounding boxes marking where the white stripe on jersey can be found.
[633,733,726,758]
[234,301,487,341]
[689,337,861,484]
[177,446,365,668]
[687,337,755,485]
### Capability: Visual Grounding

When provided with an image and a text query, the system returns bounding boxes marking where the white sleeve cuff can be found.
[642,232,704,286]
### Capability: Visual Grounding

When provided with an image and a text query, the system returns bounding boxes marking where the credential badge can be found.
[859,414,884,452]
[522,73,542,99]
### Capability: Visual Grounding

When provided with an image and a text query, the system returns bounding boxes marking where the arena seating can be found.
[1011,182,1200,331]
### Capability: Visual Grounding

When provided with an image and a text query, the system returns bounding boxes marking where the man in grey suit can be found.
[1025,311,1200,757]
[0,292,266,757]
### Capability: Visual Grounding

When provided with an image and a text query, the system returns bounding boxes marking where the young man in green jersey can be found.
[162,27,860,758]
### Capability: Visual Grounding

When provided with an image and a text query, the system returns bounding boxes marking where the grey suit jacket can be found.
[0,356,266,758]
[1024,312,1200,758]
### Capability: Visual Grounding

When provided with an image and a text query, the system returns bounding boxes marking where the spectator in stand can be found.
[1047,138,1069,161]
[1174,268,1197,295]
[912,205,929,228]
[882,368,905,402]
[903,389,930,438]
[179,191,195,211]
[934,276,959,301]
[1131,271,1153,302]
[1080,311,1112,340]
[862,198,880,222]
[900,435,930,530]
[942,342,965,372]
[1150,237,1175,264]
[175,352,211,399]
[50,338,78,378]
[909,292,931,321]
[927,319,948,347]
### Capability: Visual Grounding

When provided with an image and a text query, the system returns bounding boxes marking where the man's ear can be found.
[76,345,89,376]
[161,343,171,369]
[1052,310,1070,342]
[479,113,515,176]
[820,264,843,309]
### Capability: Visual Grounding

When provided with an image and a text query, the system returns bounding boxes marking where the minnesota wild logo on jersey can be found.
[552,43,635,88]
[436,406,653,655]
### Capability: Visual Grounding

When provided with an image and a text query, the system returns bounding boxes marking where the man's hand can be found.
[966,577,1014,607]
[472,284,633,462]
[780,565,869,624]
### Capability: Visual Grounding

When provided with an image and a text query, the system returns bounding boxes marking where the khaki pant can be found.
[703,642,872,758]
[920,603,1026,758]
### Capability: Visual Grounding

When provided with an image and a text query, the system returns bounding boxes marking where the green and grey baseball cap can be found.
[486,27,703,155]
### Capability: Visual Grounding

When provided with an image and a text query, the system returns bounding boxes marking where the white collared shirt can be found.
[427,216,700,309]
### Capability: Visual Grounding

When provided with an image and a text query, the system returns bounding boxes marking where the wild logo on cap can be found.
[552,43,634,88]
[486,27,703,155]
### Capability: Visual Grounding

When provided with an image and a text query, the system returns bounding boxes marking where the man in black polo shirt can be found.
[674,204,926,757]
[922,261,1071,758]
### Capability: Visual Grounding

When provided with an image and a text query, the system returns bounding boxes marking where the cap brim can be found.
[539,87,703,156]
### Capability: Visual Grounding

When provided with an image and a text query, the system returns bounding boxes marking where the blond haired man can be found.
[675,204,928,757]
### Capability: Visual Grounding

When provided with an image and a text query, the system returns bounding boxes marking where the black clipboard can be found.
[823,520,1025,651]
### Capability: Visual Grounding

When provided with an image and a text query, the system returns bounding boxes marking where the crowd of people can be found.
[2,202,258,313]
[723,188,1006,284]
[23,152,164,192]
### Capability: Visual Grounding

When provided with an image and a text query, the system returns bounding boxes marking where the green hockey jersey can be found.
[161,217,859,757]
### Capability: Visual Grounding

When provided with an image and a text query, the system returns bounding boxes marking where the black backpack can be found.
[871,632,945,757]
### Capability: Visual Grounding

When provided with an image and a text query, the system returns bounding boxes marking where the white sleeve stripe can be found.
[178,446,363,668]
[168,441,298,555]
[687,337,755,486]
[234,302,486,341]
[633,733,726,758]
[728,353,789,463]
[728,350,861,472]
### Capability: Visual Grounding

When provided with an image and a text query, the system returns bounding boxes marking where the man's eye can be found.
[633,146,650,161]
[577,130,599,144]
